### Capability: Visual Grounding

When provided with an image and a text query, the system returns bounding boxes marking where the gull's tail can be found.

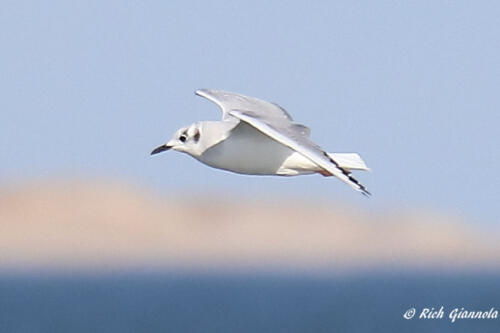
[326,153,370,172]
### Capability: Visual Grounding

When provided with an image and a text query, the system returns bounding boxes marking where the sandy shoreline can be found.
[1,181,498,272]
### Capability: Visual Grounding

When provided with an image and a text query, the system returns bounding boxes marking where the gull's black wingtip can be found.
[359,184,371,197]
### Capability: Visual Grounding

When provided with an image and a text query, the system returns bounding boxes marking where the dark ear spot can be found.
[193,130,200,143]
[179,129,188,142]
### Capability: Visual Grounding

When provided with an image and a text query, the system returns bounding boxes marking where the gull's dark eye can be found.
[179,135,187,142]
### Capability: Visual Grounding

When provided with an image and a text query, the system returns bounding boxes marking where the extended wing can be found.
[196,89,311,137]
[196,89,294,122]
[229,110,370,196]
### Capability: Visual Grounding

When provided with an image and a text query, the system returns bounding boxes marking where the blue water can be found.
[0,271,499,332]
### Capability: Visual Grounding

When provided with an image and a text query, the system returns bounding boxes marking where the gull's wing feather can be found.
[229,110,370,195]
[196,89,295,122]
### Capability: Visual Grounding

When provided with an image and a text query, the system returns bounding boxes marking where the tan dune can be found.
[0,181,498,272]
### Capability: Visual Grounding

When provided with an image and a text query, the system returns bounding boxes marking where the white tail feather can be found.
[327,153,370,171]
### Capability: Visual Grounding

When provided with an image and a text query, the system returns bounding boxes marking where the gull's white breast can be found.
[197,122,318,176]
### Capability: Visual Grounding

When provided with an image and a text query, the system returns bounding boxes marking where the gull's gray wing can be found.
[195,89,310,138]
[196,89,295,122]
[228,110,370,196]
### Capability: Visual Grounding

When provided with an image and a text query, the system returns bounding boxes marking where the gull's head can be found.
[151,123,202,157]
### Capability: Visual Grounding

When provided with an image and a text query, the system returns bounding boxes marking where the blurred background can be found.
[1,1,499,332]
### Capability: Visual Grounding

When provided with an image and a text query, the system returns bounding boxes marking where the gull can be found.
[151,89,371,195]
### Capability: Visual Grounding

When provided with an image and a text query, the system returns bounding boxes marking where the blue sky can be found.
[1,1,499,223]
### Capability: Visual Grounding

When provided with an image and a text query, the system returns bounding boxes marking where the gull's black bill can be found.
[151,144,171,155]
